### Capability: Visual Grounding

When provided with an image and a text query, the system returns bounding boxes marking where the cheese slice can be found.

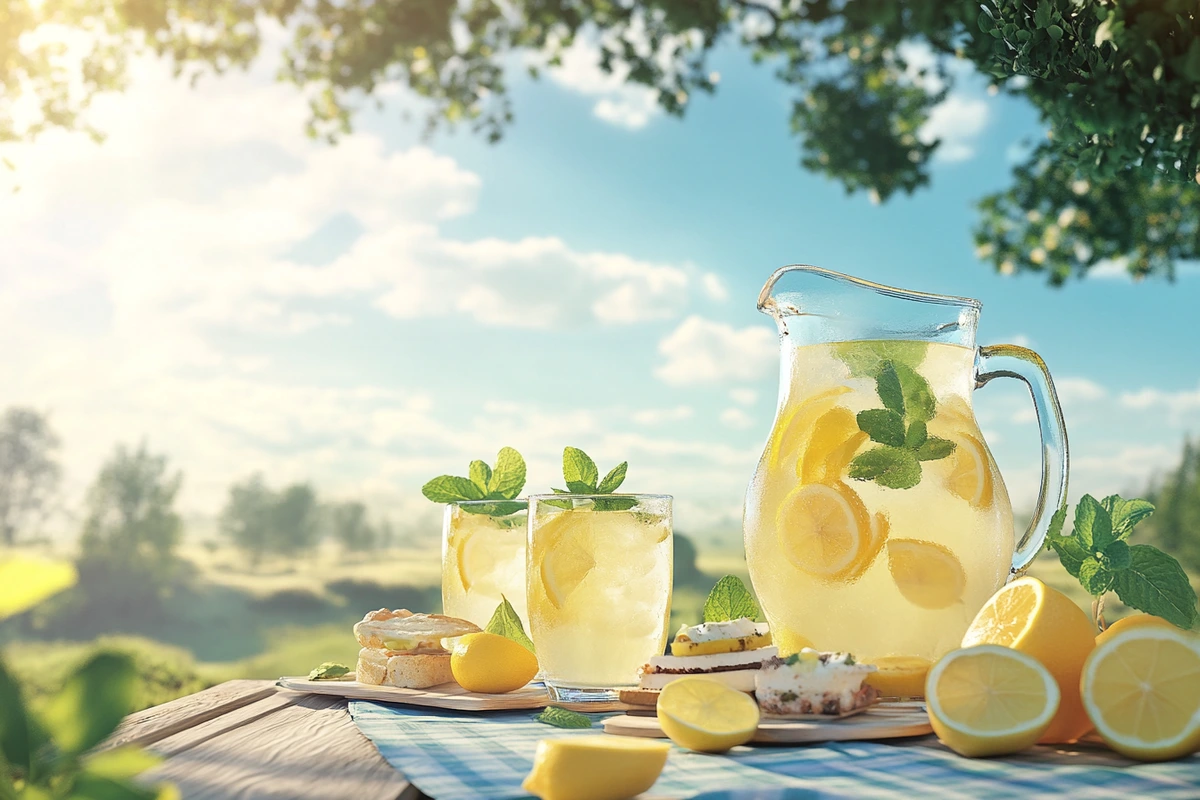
[638,669,760,693]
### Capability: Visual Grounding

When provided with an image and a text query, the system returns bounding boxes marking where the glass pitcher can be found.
[744,266,1068,663]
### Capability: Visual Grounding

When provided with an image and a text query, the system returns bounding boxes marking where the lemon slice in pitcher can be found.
[769,386,851,470]
[946,432,994,509]
[777,482,870,577]
[798,406,868,484]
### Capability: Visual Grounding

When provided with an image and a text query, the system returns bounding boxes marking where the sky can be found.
[3,25,1199,547]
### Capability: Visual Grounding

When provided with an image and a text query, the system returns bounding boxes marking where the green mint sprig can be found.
[485,595,535,654]
[703,575,760,622]
[308,662,352,681]
[847,360,956,490]
[549,447,636,511]
[1046,494,1198,630]
[534,707,593,728]
[421,447,527,518]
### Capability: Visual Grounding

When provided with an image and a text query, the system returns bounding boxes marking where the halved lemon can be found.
[769,386,852,470]
[946,432,994,509]
[926,644,1060,757]
[961,577,1095,744]
[798,406,867,484]
[537,513,596,609]
[1081,627,1200,761]
[865,655,932,699]
[455,529,497,592]
[776,482,871,578]
[887,539,966,610]
[522,736,670,800]
[1094,613,1176,648]
[657,677,760,753]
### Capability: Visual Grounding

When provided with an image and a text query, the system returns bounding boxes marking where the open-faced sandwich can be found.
[353,608,480,689]
[755,649,879,717]
[622,617,777,706]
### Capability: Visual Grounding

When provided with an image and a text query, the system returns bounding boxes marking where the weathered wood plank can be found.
[149,691,311,758]
[139,692,416,800]
[100,680,280,752]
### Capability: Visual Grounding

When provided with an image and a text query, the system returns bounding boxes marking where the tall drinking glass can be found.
[527,494,673,704]
[441,500,528,628]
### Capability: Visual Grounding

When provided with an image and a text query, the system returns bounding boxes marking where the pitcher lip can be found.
[757,265,983,313]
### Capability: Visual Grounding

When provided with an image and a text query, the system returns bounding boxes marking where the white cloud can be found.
[1089,258,1131,280]
[632,406,694,426]
[1056,377,1107,404]
[1002,334,1034,348]
[702,273,729,301]
[921,94,990,163]
[730,388,758,406]
[1120,383,1200,422]
[542,36,660,130]
[720,408,754,429]
[654,316,776,386]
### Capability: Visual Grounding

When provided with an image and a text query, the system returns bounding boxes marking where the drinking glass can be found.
[527,494,673,704]
[441,500,528,628]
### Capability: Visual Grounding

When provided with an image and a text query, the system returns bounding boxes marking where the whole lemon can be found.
[450,632,538,694]
[1095,613,1175,648]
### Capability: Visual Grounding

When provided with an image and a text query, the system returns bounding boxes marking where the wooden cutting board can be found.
[277,677,629,713]
[603,702,932,744]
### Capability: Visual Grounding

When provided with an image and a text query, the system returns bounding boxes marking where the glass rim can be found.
[447,498,528,506]
[759,264,983,311]
[527,493,672,501]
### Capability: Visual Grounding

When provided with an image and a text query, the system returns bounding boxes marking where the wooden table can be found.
[101,680,428,800]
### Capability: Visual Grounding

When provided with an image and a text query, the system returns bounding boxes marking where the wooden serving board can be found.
[277,677,630,713]
[603,701,932,744]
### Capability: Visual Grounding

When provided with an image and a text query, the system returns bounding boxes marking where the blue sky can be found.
[2,30,1198,545]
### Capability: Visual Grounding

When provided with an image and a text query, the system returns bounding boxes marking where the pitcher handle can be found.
[975,344,1070,576]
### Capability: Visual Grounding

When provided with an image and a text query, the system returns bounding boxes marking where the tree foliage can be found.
[0,407,62,546]
[1143,438,1200,573]
[219,475,320,564]
[4,0,1200,283]
[327,500,377,553]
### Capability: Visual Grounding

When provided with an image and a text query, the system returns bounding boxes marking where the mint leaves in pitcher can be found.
[847,359,956,490]
[421,446,527,517]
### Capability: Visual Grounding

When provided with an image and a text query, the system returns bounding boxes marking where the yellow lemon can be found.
[776,482,873,578]
[773,628,817,656]
[926,644,1060,758]
[886,539,966,610]
[1095,613,1176,648]
[865,655,932,699]
[537,513,596,609]
[450,632,538,694]
[522,736,670,800]
[961,577,1095,743]
[946,432,994,509]
[657,677,760,753]
[1081,626,1200,761]
[454,528,497,592]
[671,632,773,657]
[798,406,867,483]
[769,386,852,470]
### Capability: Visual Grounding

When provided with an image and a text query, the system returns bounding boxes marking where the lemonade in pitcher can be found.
[744,267,1068,668]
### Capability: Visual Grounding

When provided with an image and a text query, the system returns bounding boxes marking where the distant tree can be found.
[328,501,376,553]
[1143,439,1200,572]
[219,476,321,565]
[377,518,396,550]
[0,407,62,546]
[6,1,1200,284]
[673,532,710,590]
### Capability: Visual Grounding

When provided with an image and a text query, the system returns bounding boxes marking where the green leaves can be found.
[43,652,137,756]
[843,356,954,491]
[1047,494,1198,630]
[0,557,78,620]
[485,595,535,654]
[553,447,636,511]
[421,448,527,516]
[534,707,593,729]
[703,575,760,623]
[308,662,351,681]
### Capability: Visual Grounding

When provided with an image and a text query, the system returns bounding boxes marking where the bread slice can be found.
[354,608,480,650]
[356,647,455,689]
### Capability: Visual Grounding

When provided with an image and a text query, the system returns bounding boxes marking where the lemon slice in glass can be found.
[454,528,497,593]
[657,677,760,753]
[522,736,669,800]
[538,513,596,609]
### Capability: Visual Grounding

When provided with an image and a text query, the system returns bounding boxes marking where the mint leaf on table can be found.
[535,707,593,729]
[849,447,922,490]
[422,448,528,516]
[309,662,352,681]
[857,409,906,448]
[1111,545,1199,630]
[485,595,536,654]
[703,575,760,623]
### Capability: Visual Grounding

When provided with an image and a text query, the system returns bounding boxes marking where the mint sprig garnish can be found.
[1046,494,1198,630]
[534,706,593,728]
[485,594,535,654]
[847,359,955,490]
[308,662,352,681]
[703,575,760,622]
[550,447,636,511]
[421,447,527,517]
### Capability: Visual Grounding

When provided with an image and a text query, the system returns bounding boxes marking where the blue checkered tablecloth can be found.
[349,701,1200,799]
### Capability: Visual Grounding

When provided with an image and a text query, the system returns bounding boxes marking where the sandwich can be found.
[621,618,776,706]
[353,608,480,689]
[755,649,879,716]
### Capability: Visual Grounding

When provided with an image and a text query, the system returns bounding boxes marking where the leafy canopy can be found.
[5,0,1200,283]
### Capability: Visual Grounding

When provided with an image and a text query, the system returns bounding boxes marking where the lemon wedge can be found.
[656,677,760,753]
[522,736,669,800]
[769,386,852,470]
[886,539,966,610]
[865,655,931,699]
[454,528,497,593]
[946,432,994,509]
[1082,627,1200,761]
[961,577,1095,744]
[537,513,595,609]
[798,406,866,484]
[926,644,1060,758]
[450,632,538,694]
[777,482,872,578]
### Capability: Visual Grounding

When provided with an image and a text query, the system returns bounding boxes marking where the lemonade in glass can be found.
[527,494,672,703]
[441,501,528,628]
